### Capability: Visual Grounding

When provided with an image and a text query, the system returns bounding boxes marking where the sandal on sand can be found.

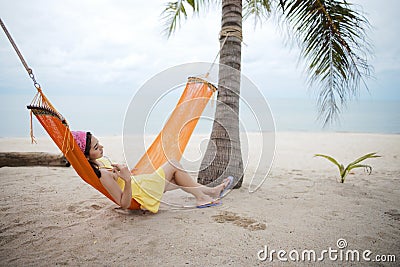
[219,176,234,198]
[196,201,222,209]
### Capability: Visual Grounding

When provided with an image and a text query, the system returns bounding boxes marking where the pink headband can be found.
[71,131,87,154]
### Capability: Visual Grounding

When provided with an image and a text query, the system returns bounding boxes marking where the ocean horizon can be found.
[1,95,399,138]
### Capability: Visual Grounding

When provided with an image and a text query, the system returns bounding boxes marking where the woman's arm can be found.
[99,164,133,209]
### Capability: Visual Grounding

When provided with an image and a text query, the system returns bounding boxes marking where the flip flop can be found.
[196,201,222,209]
[219,176,234,198]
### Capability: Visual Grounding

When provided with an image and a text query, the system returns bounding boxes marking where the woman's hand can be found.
[101,164,133,209]
[111,164,131,183]
[131,168,139,175]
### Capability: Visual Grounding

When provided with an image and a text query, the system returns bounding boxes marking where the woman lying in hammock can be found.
[71,131,234,213]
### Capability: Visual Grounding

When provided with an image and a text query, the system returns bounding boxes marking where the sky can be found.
[0,0,399,137]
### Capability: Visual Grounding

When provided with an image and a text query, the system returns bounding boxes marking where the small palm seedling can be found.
[314,152,381,183]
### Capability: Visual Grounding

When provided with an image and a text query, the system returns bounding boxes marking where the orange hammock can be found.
[28,77,216,209]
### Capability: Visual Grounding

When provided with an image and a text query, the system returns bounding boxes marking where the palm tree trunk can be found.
[197,0,243,188]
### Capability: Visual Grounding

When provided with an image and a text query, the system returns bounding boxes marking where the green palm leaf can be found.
[278,0,373,125]
[162,0,216,37]
[243,0,272,26]
[162,0,191,37]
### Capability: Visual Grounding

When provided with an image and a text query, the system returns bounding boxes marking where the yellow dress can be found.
[97,157,165,213]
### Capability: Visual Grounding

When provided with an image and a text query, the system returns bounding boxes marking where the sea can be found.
[1,94,399,138]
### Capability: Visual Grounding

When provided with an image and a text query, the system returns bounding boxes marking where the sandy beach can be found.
[0,132,399,266]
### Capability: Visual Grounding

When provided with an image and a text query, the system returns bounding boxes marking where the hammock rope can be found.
[0,18,41,89]
[205,25,243,81]
[1,18,47,143]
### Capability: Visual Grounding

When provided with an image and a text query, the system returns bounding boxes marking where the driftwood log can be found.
[0,152,70,167]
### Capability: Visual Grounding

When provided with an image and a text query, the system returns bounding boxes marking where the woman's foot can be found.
[195,195,219,207]
[195,179,231,206]
[203,177,232,199]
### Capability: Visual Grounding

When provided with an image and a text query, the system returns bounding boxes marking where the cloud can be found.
[0,0,399,136]
[2,0,397,97]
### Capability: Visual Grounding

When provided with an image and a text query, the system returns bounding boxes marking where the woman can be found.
[71,131,234,213]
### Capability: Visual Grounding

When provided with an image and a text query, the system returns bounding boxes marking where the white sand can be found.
[0,132,399,266]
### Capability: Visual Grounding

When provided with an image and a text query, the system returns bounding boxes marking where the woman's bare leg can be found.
[162,160,229,206]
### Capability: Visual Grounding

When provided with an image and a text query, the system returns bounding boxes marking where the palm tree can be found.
[162,0,372,187]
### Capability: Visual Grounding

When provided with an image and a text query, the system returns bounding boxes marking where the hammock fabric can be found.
[28,77,217,209]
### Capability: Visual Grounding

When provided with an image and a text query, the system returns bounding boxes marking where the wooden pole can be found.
[0,152,70,167]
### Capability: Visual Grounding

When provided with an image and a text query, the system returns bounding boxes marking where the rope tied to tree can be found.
[205,25,243,79]
[219,25,243,42]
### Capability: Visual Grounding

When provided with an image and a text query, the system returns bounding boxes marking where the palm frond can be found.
[162,1,188,38]
[161,0,216,38]
[278,0,287,12]
[243,0,272,26]
[277,0,373,125]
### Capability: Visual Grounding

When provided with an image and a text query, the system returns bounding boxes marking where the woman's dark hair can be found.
[85,132,101,178]
[84,132,92,156]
